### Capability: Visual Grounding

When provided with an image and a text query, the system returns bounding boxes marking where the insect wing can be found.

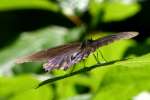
[16,43,81,64]
[91,32,139,48]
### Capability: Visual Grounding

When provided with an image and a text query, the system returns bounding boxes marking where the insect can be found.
[16,32,139,71]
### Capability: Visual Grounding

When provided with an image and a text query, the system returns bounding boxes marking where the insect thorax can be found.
[81,40,94,48]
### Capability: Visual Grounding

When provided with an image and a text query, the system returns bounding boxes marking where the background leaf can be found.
[0,0,59,12]
[0,75,53,100]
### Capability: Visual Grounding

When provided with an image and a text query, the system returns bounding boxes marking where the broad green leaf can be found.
[0,75,53,100]
[89,0,140,23]
[98,39,137,61]
[45,53,150,100]
[93,53,150,100]
[103,2,140,22]
[0,0,59,12]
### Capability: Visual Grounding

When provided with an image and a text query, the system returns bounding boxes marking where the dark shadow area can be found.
[75,84,91,94]
[0,9,75,48]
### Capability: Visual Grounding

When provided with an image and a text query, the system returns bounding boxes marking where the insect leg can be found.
[82,58,87,68]
[97,49,107,62]
[69,64,76,73]
[93,52,100,64]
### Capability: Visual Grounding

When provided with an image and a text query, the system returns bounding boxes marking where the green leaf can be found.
[103,2,140,22]
[38,53,150,99]
[89,0,140,23]
[0,75,53,100]
[0,0,59,12]
[93,53,150,100]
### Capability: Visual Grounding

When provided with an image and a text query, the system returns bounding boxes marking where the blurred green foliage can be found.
[0,0,150,100]
[89,0,140,24]
[0,0,59,12]
[0,75,53,100]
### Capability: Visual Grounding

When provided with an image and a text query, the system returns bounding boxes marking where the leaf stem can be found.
[37,59,125,88]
